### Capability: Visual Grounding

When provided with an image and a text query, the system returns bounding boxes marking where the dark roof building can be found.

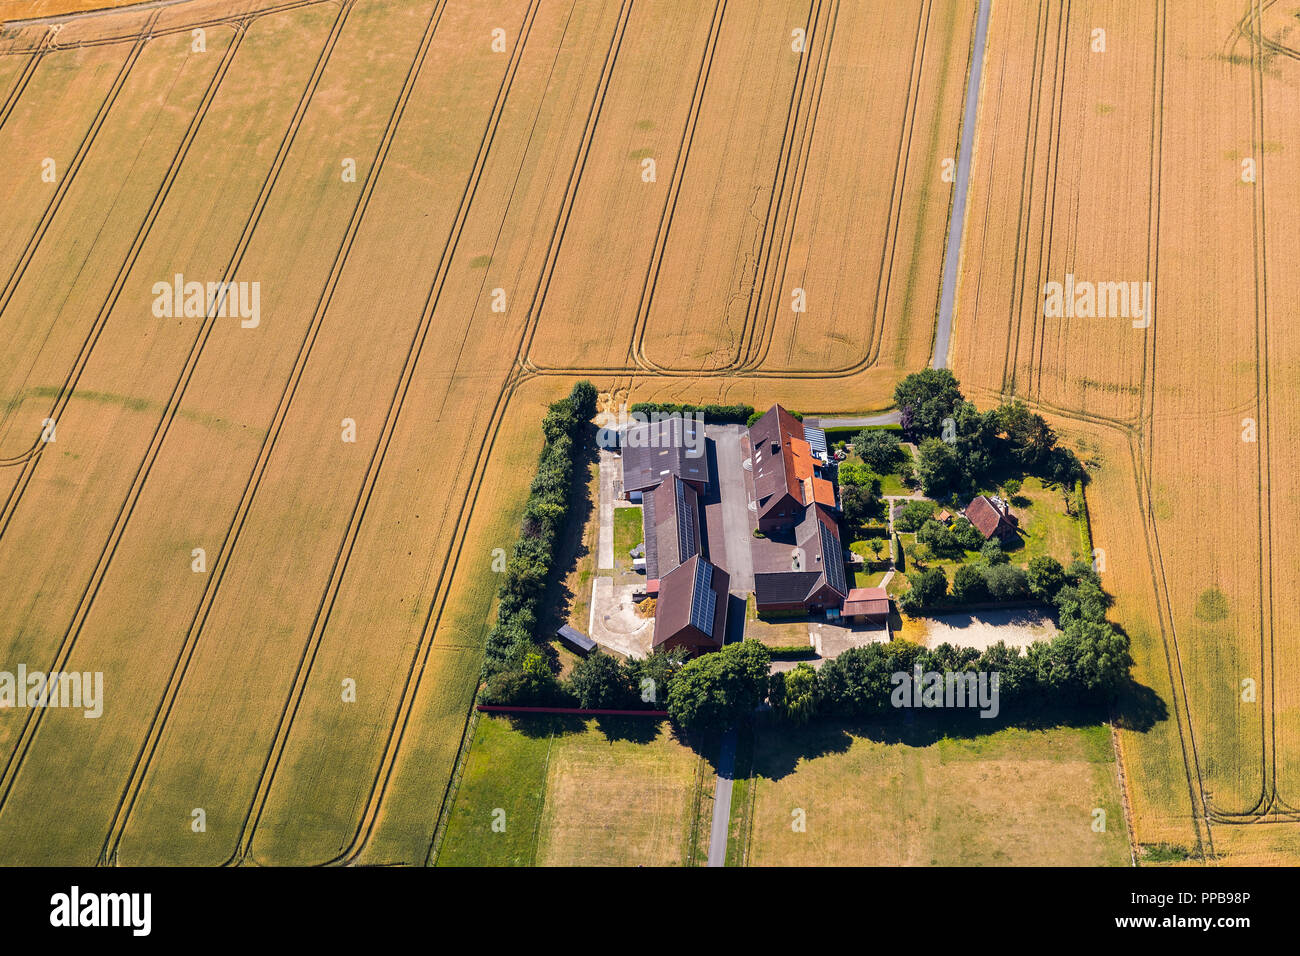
[653,555,730,653]
[964,494,1019,541]
[643,476,701,581]
[556,625,597,654]
[752,504,848,612]
[620,416,708,495]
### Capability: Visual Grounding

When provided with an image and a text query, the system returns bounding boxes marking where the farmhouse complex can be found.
[618,404,858,656]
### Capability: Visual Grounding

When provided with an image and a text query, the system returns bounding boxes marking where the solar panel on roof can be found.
[689,561,717,637]
[675,479,698,560]
[820,522,847,596]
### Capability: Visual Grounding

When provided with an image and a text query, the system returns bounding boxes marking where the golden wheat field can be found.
[955,0,1300,863]
[0,0,974,866]
[2,0,1291,870]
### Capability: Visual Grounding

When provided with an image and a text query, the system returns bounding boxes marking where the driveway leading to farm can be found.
[708,425,754,593]
[597,449,617,570]
[707,729,737,867]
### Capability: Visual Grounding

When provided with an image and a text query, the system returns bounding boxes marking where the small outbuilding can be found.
[842,587,890,626]
[556,625,597,655]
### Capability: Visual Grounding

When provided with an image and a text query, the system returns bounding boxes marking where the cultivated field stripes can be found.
[250,0,641,863]
[732,0,838,370]
[95,0,459,865]
[0,0,355,834]
[224,0,550,867]
[521,0,973,386]
[1210,0,1280,824]
[637,0,808,372]
[519,0,726,373]
[0,39,136,302]
[956,0,1296,855]
[0,44,42,129]
[753,0,959,376]
[745,0,922,373]
[0,25,240,462]
[1141,0,1268,824]
[0,0,338,54]
[89,0,551,867]
[309,0,647,866]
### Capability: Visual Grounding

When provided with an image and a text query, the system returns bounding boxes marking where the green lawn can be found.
[437,714,554,867]
[1014,476,1088,564]
[613,505,643,574]
[438,715,708,867]
[852,569,886,589]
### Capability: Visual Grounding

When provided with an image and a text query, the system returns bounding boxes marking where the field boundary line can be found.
[424,700,481,866]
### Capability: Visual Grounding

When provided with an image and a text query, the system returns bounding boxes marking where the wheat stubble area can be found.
[0,0,1293,869]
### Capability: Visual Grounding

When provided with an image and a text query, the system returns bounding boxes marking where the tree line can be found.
[481,381,598,680]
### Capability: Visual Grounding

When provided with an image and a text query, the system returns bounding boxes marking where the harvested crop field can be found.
[953,0,1300,862]
[0,0,979,866]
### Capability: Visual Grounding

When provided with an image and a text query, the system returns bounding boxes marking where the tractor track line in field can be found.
[0,22,243,470]
[0,17,155,340]
[738,0,919,375]
[520,0,726,373]
[859,0,933,372]
[1026,0,1069,403]
[709,0,834,372]
[1208,0,1283,824]
[100,0,463,865]
[743,0,929,376]
[228,0,556,866]
[0,0,355,822]
[998,0,1049,398]
[739,0,840,372]
[0,0,339,55]
[1009,0,1065,400]
[0,39,47,131]
[1129,0,1219,849]
[324,0,642,867]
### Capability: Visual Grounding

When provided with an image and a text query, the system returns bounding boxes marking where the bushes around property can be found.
[482,381,597,679]
[630,401,754,426]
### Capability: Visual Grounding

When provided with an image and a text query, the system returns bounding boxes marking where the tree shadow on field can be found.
[498,713,665,746]
[743,676,1171,781]
[1112,678,1169,733]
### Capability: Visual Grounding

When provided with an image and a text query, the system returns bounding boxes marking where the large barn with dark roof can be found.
[653,555,730,653]
[619,416,708,498]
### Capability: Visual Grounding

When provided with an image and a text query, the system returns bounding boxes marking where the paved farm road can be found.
[807,0,992,431]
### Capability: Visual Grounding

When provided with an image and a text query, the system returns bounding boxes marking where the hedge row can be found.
[481,381,597,678]
[628,401,754,425]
